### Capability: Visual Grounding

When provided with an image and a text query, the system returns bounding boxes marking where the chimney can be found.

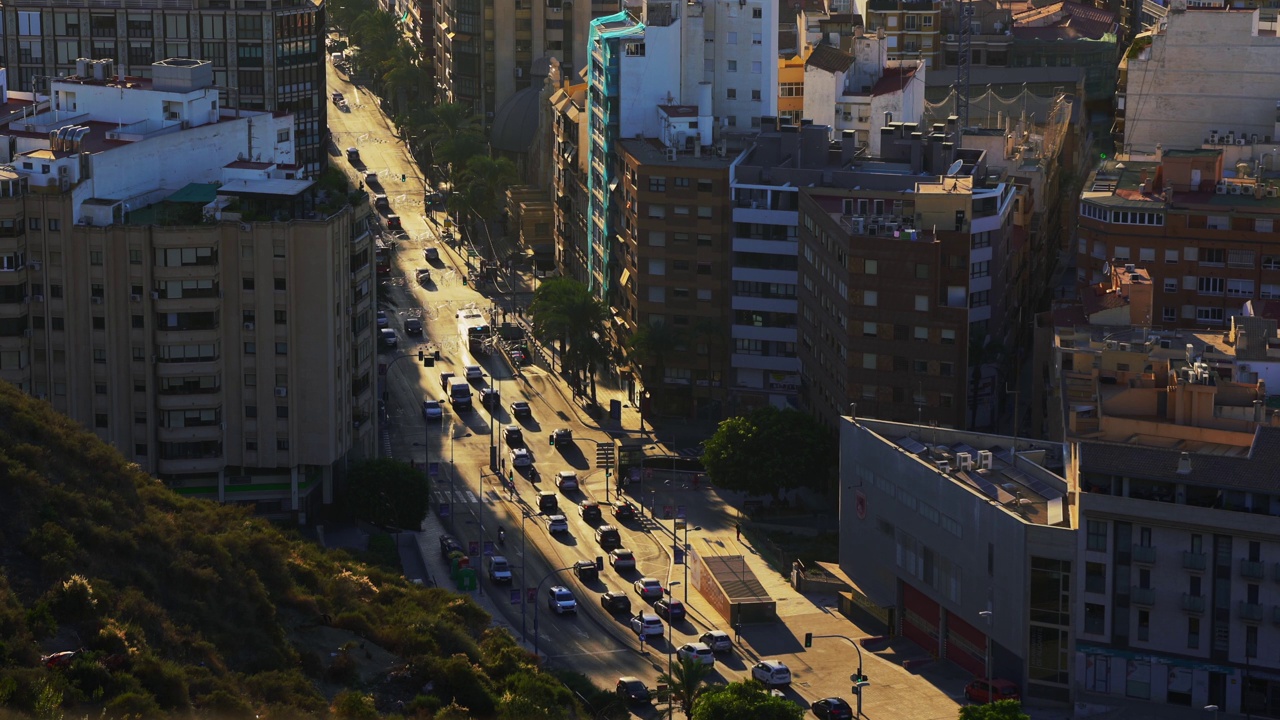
[1255,399,1265,423]
[1237,327,1249,353]
[1176,452,1192,475]
[841,129,859,164]
[1140,169,1149,193]
[1155,143,1163,163]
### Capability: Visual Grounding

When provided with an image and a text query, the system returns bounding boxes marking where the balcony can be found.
[1182,551,1207,571]
[1239,601,1264,623]
[1131,587,1156,607]
[1241,559,1266,580]
[1181,594,1206,613]
[1132,545,1157,564]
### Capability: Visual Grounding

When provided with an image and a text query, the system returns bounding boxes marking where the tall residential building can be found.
[0,61,377,521]
[585,0,779,300]
[1116,5,1280,154]
[0,0,327,177]
[1075,148,1280,330]
[550,79,591,283]
[862,0,942,69]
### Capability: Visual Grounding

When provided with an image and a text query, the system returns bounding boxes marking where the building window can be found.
[1136,610,1150,642]
[912,359,928,374]
[1195,307,1224,324]
[698,206,712,218]
[94,413,108,428]
[1084,602,1105,635]
[726,88,737,99]
[915,295,928,312]
[697,179,713,192]
[970,260,989,278]
[648,205,666,219]
[1163,307,1177,322]
[275,342,287,355]
[244,342,256,355]
[243,277,255,290]
[245,405,257,418]
[649,176,666,192]
[913,326,928,342]
[865,259,878,275]
[277,438,290,450]
[862,353,876,370]
[751,61,762,74]
[969,290,989,308]
[1086,519,1107,551]
[274,278,286,291]
[863,322,877,337]
[1187,617,1200,649]
[1164,278,1178,293]
[727,60,737,72]
[90,250,103,265]
[864,290,878,307]
[941,329,956,345]
[276,406,289,418]
[1246,625,1258,659]
[697,262,712,275]
[1085,562,1106,593]
[674,177,690,188]
[939,362,954,377]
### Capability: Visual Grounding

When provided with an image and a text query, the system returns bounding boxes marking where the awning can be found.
[618,268,631,287]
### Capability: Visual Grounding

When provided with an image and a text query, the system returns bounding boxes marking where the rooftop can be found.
[870,65,919,96]
[618,137,738,168]
[1078,425,1280,490]
[806,44,856,74]
[1011,0,1118,41]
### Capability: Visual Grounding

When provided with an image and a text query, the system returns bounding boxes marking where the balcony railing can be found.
[1240,601,1264,623]
[1241,559,1266,580]
[1181,594,1206,613]
[1132,545,1157,564]
[1131,587,1156,606]
[1182,551,1207,571]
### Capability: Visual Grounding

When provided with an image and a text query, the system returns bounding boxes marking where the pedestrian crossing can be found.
[432,490,490,505]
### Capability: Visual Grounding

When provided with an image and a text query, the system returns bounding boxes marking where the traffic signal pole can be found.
[805,633,869,717]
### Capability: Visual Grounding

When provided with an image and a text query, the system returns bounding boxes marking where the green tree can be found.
[957,700,1030,720]
[701,406,835,497]
[690,681,803,720]
[657,655,714,716]
[530,277,610,394]
[451,155,519,223]
[341,458,430,530]
[626,321,685,415]
[422,102,486,172]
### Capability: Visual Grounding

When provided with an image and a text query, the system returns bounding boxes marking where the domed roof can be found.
[490,85,542,154]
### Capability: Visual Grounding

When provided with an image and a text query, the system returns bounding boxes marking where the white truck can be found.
[441,372,473,410]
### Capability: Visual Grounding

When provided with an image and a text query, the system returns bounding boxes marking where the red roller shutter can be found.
[901,584,941,657]
[944,611,987,678]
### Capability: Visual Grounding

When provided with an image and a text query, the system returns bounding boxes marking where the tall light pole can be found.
[804,634,868,717]
[520,509,531,643]
[979,609,993,703]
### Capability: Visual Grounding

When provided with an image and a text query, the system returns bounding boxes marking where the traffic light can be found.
[401,173,407,182]
[549,433,556,447]
[852,673,868,684]
[595,556,604,571]
[804,633,813,648]
[418,350,425,361]
[508,471,514,483]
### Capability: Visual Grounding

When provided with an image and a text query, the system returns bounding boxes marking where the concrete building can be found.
[550,79,591,284]
[1072,426,1280,716]
[838,416,1075,703]
[0,0,327,177]
[862,0,943,69]
[1075,148,1280,330]
[1116,5,1280,154]
[584,0,779,300]
[0,61,377,521]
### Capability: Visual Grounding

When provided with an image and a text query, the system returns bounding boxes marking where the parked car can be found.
[504,425,524,445]
[438,534,463,559]
[699,630,734,653]
[634,578,663,601]
[556,471,578,491]
[611,500,636,520]
[580,500,602,523]
[547,514,569,533]
[751,660,792,688]
[510,401,532,419]
[601,590,632,615]
[422,399,444,420]
[487,556,512,583]
[405,317,423,335]
[609,548,636,571]
[654,598,686,623]
[616,677,651,705]
[629,613,664,638]
[964,679,1020,704]
[811,698,854,720]
[547,585,577,614]
[677,642,714,666]
[511,448,532,468]
[379,328,398,347]
[537,491,559,514]
[376,310,389,327]
[594,524,621,550]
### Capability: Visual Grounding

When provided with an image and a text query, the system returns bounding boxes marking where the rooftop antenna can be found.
[946,159,964,176]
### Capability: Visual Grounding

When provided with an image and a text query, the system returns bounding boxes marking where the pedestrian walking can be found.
[735,522,741,541]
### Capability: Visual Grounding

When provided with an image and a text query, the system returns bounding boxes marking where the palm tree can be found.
[530,278,609,387]
[423,102,485,171]
[657,655,714,717]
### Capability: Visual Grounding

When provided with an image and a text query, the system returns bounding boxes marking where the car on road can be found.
[379,328,398,348]
[573,559,598,582]
[537,491,558,514]
[417,268,432,286]
[811,697,854,720]
[479,387,499,408]
[677,643,714,667]
[699,630,734,653]
[487,556,512,583]
[504,425,524,445]
[386,214,404,234]
[438,534,463,559]
[376,310,389,328]
[510,401,532,419]
[616,677,651,705]
[601,590,632,615]
[751,660,792,688]
[549,428,573,447]
[654,598,686,623]
[374,194,390,212]
[629,613,664,638]
[964,679,1020,704]
[594,524,621,550]
[346,147,360,162]
[547,586,577,614]
[425,247,440,262]
[555,471,578,491]
[611,500,636,521]
[580,500,602,523]
[634,578,663,601]
[510,448,532,468]
[422,400,444,420]
[405,317,423,335]
[464,365,484,380]
[609,548,635,571]
[547,514,569,533]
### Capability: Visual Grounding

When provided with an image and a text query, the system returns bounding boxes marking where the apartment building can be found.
[0,0,327,177]
[584,0,779,299]
[1076,147,1280,331]
[862,0,942,69]
[838,417,1075,702]
[550,80,590,283]
[1074,428,1280,716]
[1116,4,1280,154]
[0,60,376,521]
[613,127,735,418]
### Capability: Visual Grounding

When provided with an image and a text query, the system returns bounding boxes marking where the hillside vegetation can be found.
[0,382,596,719]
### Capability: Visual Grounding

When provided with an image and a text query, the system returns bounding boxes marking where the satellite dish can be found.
[1102,262,1111,276]
[946,159,964,176]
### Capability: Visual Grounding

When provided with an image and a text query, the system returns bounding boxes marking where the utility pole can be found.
[805,634,870,717]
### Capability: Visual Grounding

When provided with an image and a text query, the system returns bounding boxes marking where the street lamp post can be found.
[1205,705,1220,720]
[979,609,993,704]
[805,634,869,717]
[520,509,531,642]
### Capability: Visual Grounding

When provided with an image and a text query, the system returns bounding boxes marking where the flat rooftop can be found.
[617,137,735,168]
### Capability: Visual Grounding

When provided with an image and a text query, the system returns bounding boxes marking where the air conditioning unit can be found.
[274,386,288,397]
[1216,183,1228,195]
[946,33,957,41]
[550,5,561,10]
[847,217,865,233]
[150,291,159,300]
[244,322,255,331]
[1237,138,1247,146]
[977,450,994,469]
[90,296,102,304]
[956,452,974,471]
[1268,186,1279,198]
[1232,183,1244,195]
[1209,131,1219,144]
[130,293,141,302]
[936,459,951,474]
[28,260,41,270]
[32,294,43,302]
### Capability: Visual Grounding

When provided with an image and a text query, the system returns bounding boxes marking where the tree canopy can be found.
[342,458,431,530]
[530,277,610,400]
[658,655,715,716]
[701,406,836,496]
[689,681,804,720]
[958,700,1031,720]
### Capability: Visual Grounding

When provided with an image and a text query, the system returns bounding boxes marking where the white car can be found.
[699,630,734,653]
[547,514,569,533]
[511,448,532,467]
[629,613,664,638]
[379,328,398,347]
[547,585,577,614]
[677,643,715,666]
[465,365,483,380]
[751,660,792,688]
[634,577,663,601]
[422,400,443,420]
[556,471,578,491]
[488,556,513,583]
[376,310,389,328]
[609,548,636,570]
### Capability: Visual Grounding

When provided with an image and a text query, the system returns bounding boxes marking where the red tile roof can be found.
[870,65,918,96]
